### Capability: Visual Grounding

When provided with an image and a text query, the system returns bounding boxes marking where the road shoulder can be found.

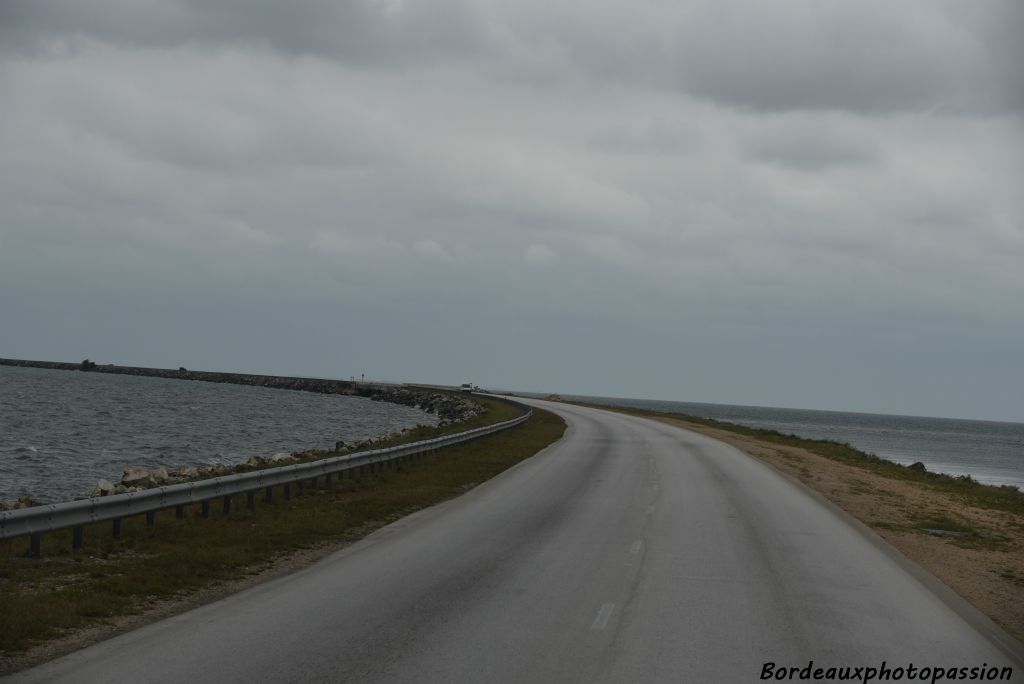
[646,413,1024,650]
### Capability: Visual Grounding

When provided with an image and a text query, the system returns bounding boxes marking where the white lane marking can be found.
[630,539,642,555]
[591,603,615,630]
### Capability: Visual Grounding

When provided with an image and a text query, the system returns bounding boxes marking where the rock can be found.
[153,466,170,483]
[114,483,128,494]
[369,387,484,424]
[93,479,116,497]
[121,467,157,488]
[172,465,199,479]
[907,462,927,472]
[13,494,41,509]
[270,452,295,463]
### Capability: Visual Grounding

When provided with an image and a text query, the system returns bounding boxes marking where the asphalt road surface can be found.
[12,399,1022,683]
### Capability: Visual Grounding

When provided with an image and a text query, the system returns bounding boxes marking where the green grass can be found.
[565,400,1024,517]
[0,403,566,655]
[911,513,977,534]
[905,513,1013,550]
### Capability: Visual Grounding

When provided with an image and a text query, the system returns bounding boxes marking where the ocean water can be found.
[570,395,1024,491]
[0,366,437,503]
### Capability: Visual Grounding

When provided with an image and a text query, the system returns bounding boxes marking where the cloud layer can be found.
[1,0,1021,420]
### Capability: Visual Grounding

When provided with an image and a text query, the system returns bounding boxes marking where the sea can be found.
[568,395,1024,491]
[0,365,437,504]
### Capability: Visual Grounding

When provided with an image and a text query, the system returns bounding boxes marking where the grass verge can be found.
[0,402,566,664]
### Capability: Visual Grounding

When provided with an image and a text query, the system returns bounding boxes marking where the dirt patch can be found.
[0,535,363,675]
[651,416,1024,644]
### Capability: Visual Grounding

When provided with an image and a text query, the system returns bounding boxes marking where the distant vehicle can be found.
[460,383,474,393]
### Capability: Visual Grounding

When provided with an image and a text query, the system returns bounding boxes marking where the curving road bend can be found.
[11,399,1022,683]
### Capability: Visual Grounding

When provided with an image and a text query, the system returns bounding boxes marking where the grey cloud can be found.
[3,0,1020,115]
[0,0,484,64]
[476,0,1021,114]
[747,137,876,171]
[1,2,1022,420]
[665,1,979,113]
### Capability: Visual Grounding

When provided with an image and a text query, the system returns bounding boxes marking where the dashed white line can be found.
[591,603,615,630]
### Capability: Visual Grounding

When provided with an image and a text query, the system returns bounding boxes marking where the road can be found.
[11,399,1022,683]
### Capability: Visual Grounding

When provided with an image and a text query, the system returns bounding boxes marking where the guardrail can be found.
[1,403,532,556]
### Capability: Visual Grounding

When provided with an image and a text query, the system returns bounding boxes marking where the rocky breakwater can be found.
[0,359,489,420]
[90,457,293,496]
[367,387,483,426]
[0,357,492,505]
[85,421,441,498]
[80,389,485,498]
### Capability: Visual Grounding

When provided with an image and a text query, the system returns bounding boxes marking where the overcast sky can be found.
[1,1,1021,421]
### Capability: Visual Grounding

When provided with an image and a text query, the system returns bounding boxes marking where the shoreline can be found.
[3,356,400,404]
[0,356,486,425]
[0,359,483,508]
[0,357,367,392]
[553,394,1023,492]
